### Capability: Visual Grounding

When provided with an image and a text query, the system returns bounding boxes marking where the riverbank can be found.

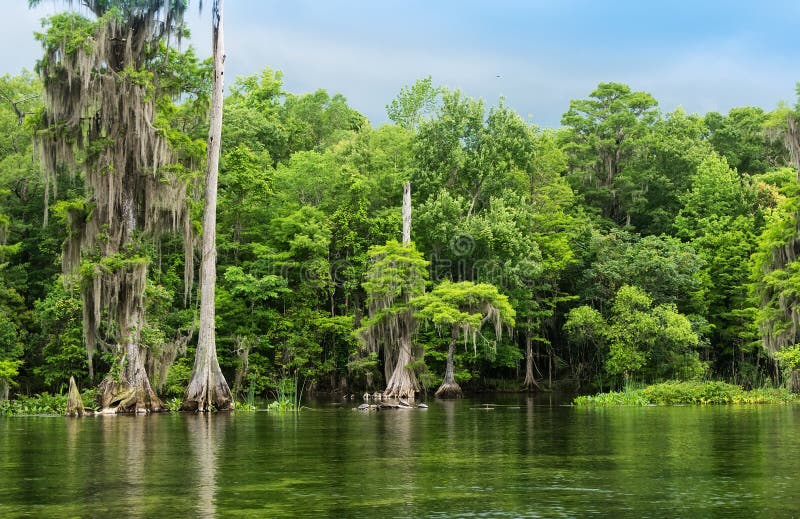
[0,390,100,416]
[5,380,796,416]
[574,380,797,406]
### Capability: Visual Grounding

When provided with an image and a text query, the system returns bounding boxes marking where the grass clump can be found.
[573,389,651,406]
[235,383,257,412]
[266,377,304,413]
[574,380,798,407]
[164,397,182,412]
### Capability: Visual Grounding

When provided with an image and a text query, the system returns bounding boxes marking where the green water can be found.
[2,395,800,517]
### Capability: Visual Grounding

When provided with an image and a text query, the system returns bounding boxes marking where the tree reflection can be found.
[186,413,229,518]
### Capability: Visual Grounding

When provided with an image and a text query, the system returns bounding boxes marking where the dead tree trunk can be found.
[382,181,420,399]
[787,115,800,181]
[436,326,463,398]
[361,182,427,401]
[377,181,421,400]
[402,181,412,246]
[231,336,251,400]
[66,376,85,417]
[182,0,232,412]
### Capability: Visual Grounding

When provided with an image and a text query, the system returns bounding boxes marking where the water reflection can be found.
[388,407,416,496]
[185,413,229,518]
[64,416,81,466]
[4,403,800,516]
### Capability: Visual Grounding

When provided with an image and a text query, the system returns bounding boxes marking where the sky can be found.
[1,0,798,128]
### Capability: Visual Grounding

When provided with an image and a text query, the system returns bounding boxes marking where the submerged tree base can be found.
[574,380,798,406]
[383,354,419,401]
[181,378,233,412]
[435,381,463,399]
[98,377,165,413]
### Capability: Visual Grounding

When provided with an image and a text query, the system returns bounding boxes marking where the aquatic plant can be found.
[266,377,305,412]
[164,397,183,412]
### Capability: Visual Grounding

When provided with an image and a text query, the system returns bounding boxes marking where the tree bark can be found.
[231,336,251,400]
[384,332,419,400]
[402,181,412,246]
[523,333,541,391]
[66,376,85,417]
[787,115,800,181]
[99,278,165,413]
[436,326,462,398]
[182,0,232,412]
[791,369,800,394]
[382,182,420,400]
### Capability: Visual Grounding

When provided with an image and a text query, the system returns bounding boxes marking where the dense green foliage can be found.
[4,5,800,403]
[0,388,97,416]
[573,381,798,406]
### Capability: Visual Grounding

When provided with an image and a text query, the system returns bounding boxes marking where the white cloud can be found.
[2,4,796,128]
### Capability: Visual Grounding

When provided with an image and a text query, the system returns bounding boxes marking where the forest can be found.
[2,1,800,411]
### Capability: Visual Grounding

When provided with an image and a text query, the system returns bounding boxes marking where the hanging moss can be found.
[753,119,800,379]
[358,240,429,399]
[412,281,515,398]
[34,2,191,412]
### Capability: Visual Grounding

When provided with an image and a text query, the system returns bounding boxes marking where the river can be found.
[2,394,799,517]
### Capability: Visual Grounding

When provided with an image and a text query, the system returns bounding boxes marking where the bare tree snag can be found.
[65,376,85,417]
[182,0,233,412]
[402,181,411,246]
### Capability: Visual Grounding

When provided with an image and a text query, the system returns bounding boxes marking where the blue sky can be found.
[1,0,798,127]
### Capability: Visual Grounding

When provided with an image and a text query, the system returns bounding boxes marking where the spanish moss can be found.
[34,1,191,412]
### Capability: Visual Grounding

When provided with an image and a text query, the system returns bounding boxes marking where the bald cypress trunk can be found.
[402,181,411,246]
[523,332,541,391]
[361,184,425,401]
[35,2,191,413]
[787,115,800,181]
[383,181,419,399]
[436,326,462,398]
[182,0,232,412]
[65,377,85,417]
[383,320,419,400]
[380,181,419,400]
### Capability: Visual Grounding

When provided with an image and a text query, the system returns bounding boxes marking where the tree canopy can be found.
[3,5,800,403]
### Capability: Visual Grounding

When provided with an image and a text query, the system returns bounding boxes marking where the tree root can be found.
[384,385,417,401]
[523,375,542,392]
[435,381,463,399]
[98,377,165,413]
[181,378,233,412]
